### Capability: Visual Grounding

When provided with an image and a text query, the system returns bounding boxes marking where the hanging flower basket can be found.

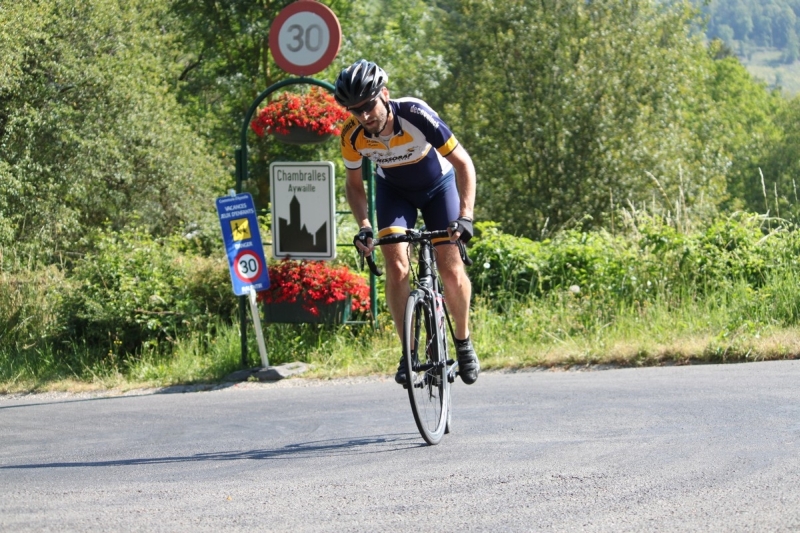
[271,125,333,145]
[250,87,349,145]
[256,259,370,325]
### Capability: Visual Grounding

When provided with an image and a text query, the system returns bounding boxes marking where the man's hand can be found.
[448,217,473,243]
[353,227,374,254]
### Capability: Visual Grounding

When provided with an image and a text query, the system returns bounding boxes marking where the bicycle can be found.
[362,227,472,445]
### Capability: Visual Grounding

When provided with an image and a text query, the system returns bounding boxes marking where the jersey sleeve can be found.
[340,116,362,169]
[397,98,459,157]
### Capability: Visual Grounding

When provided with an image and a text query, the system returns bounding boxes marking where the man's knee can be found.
[383,261,410,284]
[438,256,470,285]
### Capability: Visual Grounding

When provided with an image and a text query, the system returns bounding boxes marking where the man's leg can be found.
[379,242,411,339]
[380,242,416,384]
[436,244,479,384]
[436,244,471,339]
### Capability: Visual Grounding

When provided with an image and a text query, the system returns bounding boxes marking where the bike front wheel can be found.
[403,289,449,445]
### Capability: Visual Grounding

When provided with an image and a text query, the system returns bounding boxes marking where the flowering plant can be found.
[250,87,349,137]
[257,259,370,316]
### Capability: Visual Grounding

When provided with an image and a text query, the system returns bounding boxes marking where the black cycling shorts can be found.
[375,169,459,245]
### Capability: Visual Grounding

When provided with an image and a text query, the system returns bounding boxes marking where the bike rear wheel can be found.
[403,289,449,445]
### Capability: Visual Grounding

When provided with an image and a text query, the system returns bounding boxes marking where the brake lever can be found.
[457,241,473,267]
[365,251,382,276]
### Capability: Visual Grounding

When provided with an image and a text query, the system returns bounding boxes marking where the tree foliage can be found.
[3,0,799,248]
[0,0,227,258]
[433,0,737,236]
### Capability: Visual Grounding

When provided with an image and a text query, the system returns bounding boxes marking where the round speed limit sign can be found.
[269,1,342,76]
[233,250,265,283]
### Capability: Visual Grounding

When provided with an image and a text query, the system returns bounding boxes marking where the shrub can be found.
[467,222,546,299]
[54,226,233,361]
[0,263,65,355]
[467,214,800,309]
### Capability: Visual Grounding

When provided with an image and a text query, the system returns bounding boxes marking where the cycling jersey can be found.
[340,98,459,191]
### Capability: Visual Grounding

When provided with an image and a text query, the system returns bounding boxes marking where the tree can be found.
[434,0,734,237]
[0,0,228,258]
[747,96,800,221]
[704,45,785,215]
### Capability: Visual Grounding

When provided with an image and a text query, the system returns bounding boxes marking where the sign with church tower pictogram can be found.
[269,161,336,260]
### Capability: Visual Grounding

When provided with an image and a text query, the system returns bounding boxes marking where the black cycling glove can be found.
[353,227,373,250]
[449,217,474,243]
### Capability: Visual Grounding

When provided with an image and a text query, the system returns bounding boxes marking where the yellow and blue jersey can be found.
[340,97,459,191]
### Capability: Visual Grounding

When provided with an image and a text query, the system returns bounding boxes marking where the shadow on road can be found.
[0,384,242,410]
[1,434,425,470]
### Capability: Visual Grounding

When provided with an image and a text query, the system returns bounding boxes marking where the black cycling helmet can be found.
[333,59,388,107]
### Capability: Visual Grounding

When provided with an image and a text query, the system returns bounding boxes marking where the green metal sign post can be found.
[234,77,378,368]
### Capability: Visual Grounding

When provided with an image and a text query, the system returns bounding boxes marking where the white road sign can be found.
[270,161,336,260]
[269,1,341,76]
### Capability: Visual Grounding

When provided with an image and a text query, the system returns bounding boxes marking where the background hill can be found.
[700,0,800,93]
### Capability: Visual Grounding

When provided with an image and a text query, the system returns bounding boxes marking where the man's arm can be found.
[445,144,476,220]
[345,166,373,252]
[345,167,371,228]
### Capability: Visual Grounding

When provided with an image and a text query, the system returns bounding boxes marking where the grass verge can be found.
[2,281,799,394]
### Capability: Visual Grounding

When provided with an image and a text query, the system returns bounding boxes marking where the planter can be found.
[272,126,333,145]
[262,296,351,324]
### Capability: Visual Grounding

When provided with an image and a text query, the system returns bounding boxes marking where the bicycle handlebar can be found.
[359,228,473,277]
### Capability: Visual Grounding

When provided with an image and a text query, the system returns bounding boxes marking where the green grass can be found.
[4,280,800,394]
[4,212,800,394]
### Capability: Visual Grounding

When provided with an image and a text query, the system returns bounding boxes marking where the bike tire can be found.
[444,331,452,435]
[403,289,449,445]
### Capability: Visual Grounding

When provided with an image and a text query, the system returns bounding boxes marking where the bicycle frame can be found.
[412,238,454,380]
[363,228,471,444]
[365,229,459,350]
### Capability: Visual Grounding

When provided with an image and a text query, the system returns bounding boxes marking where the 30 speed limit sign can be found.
[216,192,270,296]
[269,1,341,76]
[233,250,264,283]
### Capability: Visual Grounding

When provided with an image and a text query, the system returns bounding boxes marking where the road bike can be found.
[362,228,472,445]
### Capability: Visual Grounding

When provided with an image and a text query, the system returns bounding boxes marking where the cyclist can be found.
[333,59,480,385]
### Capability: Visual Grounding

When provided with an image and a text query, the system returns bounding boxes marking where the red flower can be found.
[250,87,350,137]
[256,259,370,315]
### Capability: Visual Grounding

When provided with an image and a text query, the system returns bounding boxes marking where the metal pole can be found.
[235,148,248,367]
[363,159,378,329]
[248,290,269,367]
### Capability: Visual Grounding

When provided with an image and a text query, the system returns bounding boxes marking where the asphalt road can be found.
[2,361,800,532]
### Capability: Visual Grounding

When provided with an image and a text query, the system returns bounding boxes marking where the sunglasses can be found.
[347,96,381,115]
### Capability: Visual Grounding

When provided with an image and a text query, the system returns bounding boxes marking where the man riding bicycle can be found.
[333,59,480,385]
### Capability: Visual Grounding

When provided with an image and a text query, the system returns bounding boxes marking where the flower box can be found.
[262,296,351,324]
[256,259,369,325]
[250,87,348,144]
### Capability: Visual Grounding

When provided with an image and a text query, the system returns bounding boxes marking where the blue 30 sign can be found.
[216,193,270,296]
